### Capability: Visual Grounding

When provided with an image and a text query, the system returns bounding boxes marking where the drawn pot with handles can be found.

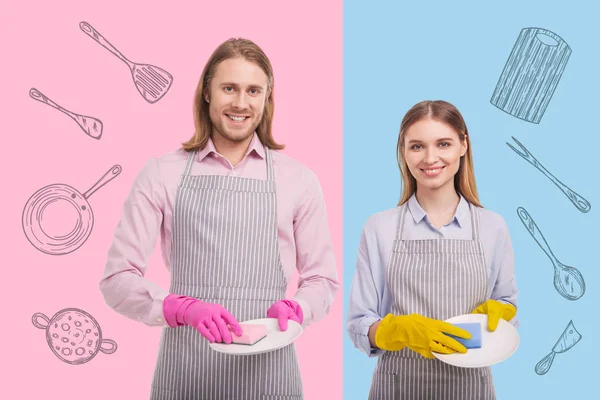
[32,308,117,365]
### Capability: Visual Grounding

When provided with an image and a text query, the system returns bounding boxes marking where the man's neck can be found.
[212,133,254,167]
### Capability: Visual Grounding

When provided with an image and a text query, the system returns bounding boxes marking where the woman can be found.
[346,100,519,399]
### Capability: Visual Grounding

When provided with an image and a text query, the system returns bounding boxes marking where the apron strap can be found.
[183,149,197,176]
[265,147,275,182]
[395,203,407,240]
[469,202,480,241]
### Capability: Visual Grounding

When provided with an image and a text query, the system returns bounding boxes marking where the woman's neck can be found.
[415,184,460,218]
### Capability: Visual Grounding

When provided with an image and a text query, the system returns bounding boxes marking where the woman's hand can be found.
[472,299,516,331]
[372,313,471,359]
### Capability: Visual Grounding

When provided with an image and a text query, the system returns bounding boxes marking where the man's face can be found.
[205,57,269,144]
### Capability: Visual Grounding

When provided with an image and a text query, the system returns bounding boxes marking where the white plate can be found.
[209,318,303,356]
[432,313,520,368]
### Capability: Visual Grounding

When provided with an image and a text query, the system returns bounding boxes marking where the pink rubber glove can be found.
[163,294,242,344]
[266,299,303,331]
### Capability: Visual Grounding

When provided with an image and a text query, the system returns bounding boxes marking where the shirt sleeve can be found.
[290,170,340,327]
[99,159,170,327]
[346,219,386,358]
[490,216,520,328]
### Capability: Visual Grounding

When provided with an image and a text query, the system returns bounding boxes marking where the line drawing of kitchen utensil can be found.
[517,207,585,300]
[507,136,591,213]
[79,21,173,104]
[491,27,571,124]
[535,320,581,375]
[22,165,122,255]
[29,88,103,140]
[32,308,117,365]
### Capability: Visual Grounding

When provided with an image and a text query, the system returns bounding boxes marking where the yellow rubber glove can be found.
[472,300,516,332]
[374,314,471,359]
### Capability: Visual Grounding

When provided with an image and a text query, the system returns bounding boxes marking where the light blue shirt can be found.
[346,193,519,357]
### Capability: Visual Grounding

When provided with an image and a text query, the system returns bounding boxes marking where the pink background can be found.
[1,1,343,399]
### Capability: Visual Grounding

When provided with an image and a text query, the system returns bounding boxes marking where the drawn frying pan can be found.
[22,165,122,255]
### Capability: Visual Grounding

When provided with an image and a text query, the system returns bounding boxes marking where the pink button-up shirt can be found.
[100,133,339,328]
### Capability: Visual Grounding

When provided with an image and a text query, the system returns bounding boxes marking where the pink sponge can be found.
[230,324,267,345]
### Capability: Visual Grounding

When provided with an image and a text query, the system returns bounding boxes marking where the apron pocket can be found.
[368,372,399,400]
[475,367,496,399]
[150,386,177,400]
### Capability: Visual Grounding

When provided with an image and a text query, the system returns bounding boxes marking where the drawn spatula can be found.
[29,88,103,140]
[79,21,173,104]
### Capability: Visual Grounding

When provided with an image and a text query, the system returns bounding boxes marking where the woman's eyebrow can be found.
[407,137,455,144]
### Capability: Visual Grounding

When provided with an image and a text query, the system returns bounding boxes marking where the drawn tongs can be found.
[506,136,591,213]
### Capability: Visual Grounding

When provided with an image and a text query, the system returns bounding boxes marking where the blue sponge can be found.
[444,322,482,349]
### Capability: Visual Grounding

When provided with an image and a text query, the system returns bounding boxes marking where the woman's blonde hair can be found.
[396,100,482,207]
[182,38,284,151]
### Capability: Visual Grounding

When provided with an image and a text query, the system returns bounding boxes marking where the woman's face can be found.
[403,118,467,193]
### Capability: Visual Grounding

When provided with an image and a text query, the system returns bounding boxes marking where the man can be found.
[100,38,339,399]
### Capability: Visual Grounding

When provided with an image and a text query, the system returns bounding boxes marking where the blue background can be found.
[343,1,599,399]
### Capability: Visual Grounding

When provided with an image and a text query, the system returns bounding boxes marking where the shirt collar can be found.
[454,194,469,228]
[407,192,469,228]
[197,132,265,162]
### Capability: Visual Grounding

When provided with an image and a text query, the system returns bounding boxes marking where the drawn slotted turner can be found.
[79,21,173,104]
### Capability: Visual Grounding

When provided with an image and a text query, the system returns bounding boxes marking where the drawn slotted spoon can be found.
[79,21,173,104]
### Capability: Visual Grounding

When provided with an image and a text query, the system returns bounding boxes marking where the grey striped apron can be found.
[369,202,495,400]
[150,147,303,400]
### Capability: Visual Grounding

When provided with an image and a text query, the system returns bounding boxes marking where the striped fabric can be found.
[150,148,303,400]
[369,203,496,400]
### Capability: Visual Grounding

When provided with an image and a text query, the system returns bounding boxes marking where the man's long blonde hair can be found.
[396,100,482,207]
[182,38,284,151]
